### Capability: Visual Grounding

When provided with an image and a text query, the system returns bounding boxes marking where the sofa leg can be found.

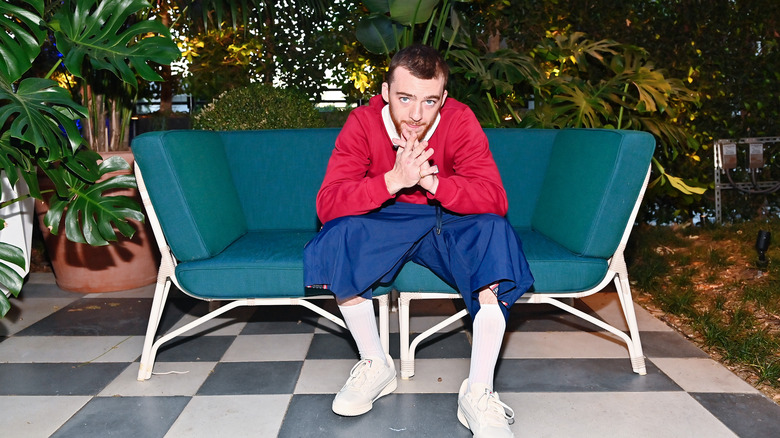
[399,295,414,379]
[137,277,172,381]
[614,275,647,375]
[375,295,390,355]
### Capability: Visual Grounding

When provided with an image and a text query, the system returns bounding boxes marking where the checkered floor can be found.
[2,272,780,437]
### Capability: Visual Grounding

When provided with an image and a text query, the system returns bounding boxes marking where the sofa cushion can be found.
[175,230,317,299]
[392,229,608,294]
[531,129,655,258]
[132,131,248,262]
[175,230,390,299]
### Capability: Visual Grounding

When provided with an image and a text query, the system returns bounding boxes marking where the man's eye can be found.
[425,100,436,105]
[400,97,410,103]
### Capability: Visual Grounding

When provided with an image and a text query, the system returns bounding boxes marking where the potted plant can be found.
[0,0,180,314]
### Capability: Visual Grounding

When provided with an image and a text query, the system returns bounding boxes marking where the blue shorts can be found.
[303,202,534,320]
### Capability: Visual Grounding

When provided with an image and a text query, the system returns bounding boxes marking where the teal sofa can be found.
[131,128,655,381]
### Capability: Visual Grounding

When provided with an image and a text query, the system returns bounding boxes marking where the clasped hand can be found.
[385,131,439,195]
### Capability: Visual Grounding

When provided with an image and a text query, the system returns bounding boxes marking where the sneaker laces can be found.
[344,359,376,390]
[475,389,515,427]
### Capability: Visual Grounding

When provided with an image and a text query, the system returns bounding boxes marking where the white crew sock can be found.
[338,299,388,367]
[468,303,506,392]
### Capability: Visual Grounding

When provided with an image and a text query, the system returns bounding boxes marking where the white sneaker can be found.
[457,379,515,437]
[332,353,397,416]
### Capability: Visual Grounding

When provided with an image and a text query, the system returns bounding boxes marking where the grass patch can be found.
[627,220,780,393]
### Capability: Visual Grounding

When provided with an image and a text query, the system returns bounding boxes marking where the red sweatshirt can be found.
[316,95,508,224]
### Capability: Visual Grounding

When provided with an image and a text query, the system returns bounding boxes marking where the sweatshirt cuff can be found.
[368,174,395,205]
[427,176,454,204]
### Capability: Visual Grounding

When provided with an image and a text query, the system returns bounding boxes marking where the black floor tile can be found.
[51,396,191,438]
[15,297,196,337]
[507,301,602,332]
[412,330,472,359]
[306,333,360,360]
[494,358,682,392]
[15,298,153,336]
[19,282,83,298]
[240,305,324,334]
[279,393,473,438]
[156,335,236,362]
[641,331,710,358]
[0,362,130,395]
[691,392,780,438]
[197,361,303,395]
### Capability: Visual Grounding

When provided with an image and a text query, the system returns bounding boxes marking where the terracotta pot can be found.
[35,150,160,293]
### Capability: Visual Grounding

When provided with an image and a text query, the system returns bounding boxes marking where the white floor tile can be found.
[503,391,738,438]
[168,305,254,337]
[99,361,216,396]
[294,359,361,394]
[0,395,91,438]
[0,335,144,363]
[83,283,156,299]
[651,358,760,394]
[165,394,291,438]
[25,272,57,284]
[581,292,673,332]
[220,333,313,362]
[313,316,349,334]
[501,331,631,359]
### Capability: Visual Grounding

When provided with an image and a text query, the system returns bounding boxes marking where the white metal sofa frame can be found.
[134,165,390,381]
[397,168,651,380]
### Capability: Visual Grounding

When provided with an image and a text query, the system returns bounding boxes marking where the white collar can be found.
[382,105,440,144]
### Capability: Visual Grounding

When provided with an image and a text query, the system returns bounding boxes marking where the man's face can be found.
[382,66,447,141]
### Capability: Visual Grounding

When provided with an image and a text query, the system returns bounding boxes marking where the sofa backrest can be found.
[487,129,557,228]
[132,130,248,262]
[218,129,340,231]
[132,127,654,263]
[530,129,655,258]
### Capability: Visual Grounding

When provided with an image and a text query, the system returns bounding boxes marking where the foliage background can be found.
[146,0,780,223]
[192,83,324,130]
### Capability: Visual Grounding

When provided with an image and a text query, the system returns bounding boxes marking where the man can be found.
[304,44,533,437]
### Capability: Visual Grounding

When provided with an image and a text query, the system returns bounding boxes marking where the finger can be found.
[419,164,438,179]
[417,147,435,163]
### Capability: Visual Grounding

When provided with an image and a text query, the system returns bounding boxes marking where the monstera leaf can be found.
[389,0,439,26]
[0,241,25,317]
[356,15,403,55]
[0,77,88,162]
[53,0,180,86]
[0,0,46,84]
[43,152,144,246]
[0,132,36,192]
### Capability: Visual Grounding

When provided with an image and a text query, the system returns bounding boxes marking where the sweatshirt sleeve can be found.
[428,107,508,216]
[316,112,394,223]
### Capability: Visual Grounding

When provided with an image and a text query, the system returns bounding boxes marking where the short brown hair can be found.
[386,44,449,89]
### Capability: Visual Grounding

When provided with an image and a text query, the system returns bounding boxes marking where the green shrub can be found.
[193,83,324,130]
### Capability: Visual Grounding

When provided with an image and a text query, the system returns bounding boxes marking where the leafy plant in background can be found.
[352,1,705,216]
[0,0,179,316]
[193,83,325,130]
[162,0,343,106]
[519,32,705,201]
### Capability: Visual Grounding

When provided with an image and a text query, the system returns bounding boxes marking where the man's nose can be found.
[410,104,422,122]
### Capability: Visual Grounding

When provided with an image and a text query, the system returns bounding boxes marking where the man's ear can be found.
[381,82,389,102]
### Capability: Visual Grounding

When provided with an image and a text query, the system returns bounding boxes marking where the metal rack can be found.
[713,136,780,223]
